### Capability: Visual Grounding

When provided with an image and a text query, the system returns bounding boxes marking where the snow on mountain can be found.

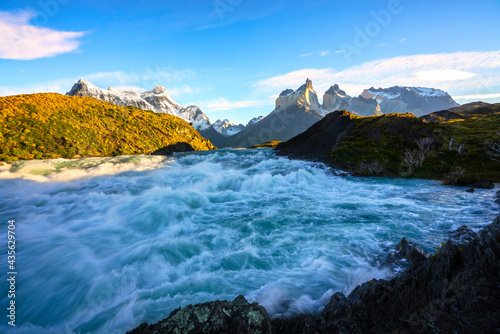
[246,116,264,127]
[67,79,210,130]
[322,84,381,116]
[275,78,322,113]
[361,86,459,116]
[212,119,245,137]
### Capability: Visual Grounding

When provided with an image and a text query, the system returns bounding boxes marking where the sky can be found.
[0,0,500,124]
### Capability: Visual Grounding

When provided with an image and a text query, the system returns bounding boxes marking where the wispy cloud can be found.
[0,10,87,60]
[334,50,345,54]
[454,93,500,100]
[0,68,198,96]
[378,43,388,47]
[199,98,273,112]
[301,50,332,57]
[254,51,500,97]
[399,38,407,43]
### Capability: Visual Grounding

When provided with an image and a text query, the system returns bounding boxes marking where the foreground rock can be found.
[128,214,500,334]
[127,295,271,334]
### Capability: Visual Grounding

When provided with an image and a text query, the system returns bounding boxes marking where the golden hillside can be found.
[0,93,215,161]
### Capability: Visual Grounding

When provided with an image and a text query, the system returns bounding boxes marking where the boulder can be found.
[126,295,271,334]
[386,237,430,268]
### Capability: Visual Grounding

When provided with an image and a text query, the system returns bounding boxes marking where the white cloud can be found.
[320,50,331,56]
[254,68,336,95]
[399,38,407,43]
[254,51,500,97]
[334,50,345,54]
[454,93,500,100]
[0,69,198,97]
[0,10,87,60]
[200,98,273,112]
[378,43,388,47]
[415,70,477,81]
[301,52,313,57]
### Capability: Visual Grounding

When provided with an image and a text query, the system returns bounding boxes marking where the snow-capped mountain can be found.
[275,78,322,113]
[212,119,245,137]
[360,86,459,116]
[322,84,381,116]
[67,79,210,130]
[246,116,264,127]
[202,79,323,148]
[208,116,264,137]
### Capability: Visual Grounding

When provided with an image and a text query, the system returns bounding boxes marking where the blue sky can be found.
[1,0,500,124]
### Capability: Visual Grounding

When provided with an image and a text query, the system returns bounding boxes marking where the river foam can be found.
[0,149,497,333]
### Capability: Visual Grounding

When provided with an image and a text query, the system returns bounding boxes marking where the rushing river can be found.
[0,149,497,333]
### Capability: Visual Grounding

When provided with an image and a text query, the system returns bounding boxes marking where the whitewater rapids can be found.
[0,149,497,333]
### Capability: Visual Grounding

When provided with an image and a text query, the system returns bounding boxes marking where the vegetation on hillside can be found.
[249,141,283,149]
[0,93,215,161]
[328,112,500,184]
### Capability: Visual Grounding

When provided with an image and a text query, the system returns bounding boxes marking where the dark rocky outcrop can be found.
[127,214,500,334]
[275,110,357,161]
[126,295,271,334]
[275,103,500,184]
[421,102,500,123]
[386,237,430,268]
[151,142,195,156]
[215,104,323,148]
[449,225,477,248]
[199,125,228,149]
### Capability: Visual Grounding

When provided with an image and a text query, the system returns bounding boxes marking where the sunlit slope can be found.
[0,93,215,161]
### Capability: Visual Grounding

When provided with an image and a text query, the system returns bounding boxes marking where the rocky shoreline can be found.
[127,193,500,334]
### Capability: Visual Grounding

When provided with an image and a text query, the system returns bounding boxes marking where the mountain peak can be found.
[325,84,346,97]
[66,79,210,130]
[297,78,314,93]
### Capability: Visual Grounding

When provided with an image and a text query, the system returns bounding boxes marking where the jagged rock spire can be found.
[305,78,313,90]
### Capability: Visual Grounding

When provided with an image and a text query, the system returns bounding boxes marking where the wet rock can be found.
[126,295,271,334]
[470,180,494,189]
[127,215,500,334]
[465,187,475,192]
[449,225,477,248]
[495,191,500,205]
[386,237,430,268]
[310,214,500,334]
[150,142,195,156]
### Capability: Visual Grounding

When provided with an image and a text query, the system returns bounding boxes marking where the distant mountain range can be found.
[68,79,460,148]
[201,79,460,148]
[201,79,324,148]
[211,116,265,137]
[67,80,263,136]
[360,86,459,116]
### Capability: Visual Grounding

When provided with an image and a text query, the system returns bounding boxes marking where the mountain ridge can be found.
[202,79,324,148]
[67,79,211,130]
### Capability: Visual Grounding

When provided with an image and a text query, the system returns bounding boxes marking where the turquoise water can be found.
[0,149,497,333]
